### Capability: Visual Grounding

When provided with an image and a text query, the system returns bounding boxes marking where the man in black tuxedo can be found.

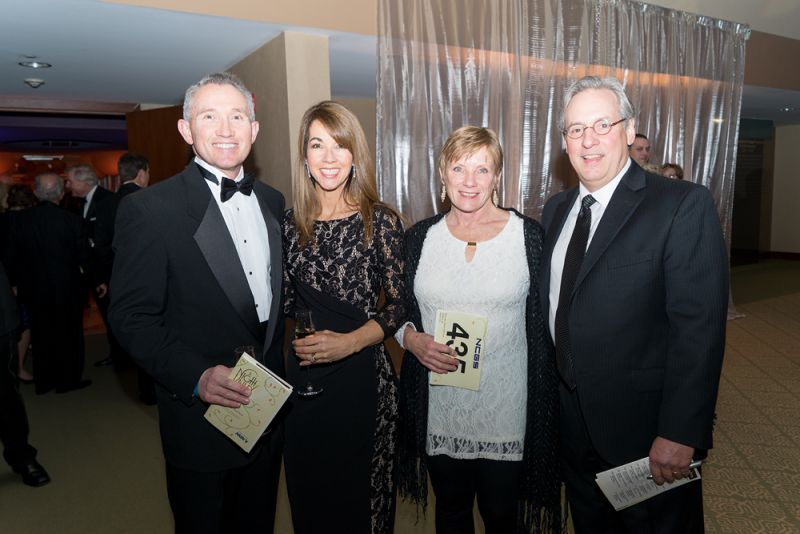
[92,153,150,371]
[541,76,728,533]
[109,72,284,534]
[0,261,50,486]
[65,164,116,366]
[11,173,90,395]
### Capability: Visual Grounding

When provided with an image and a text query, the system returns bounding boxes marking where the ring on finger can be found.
[310,353,316,363]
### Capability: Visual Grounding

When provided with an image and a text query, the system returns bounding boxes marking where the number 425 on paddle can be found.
[430,310,488,391]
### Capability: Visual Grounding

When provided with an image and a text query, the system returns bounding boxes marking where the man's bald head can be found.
[34,173,65,203]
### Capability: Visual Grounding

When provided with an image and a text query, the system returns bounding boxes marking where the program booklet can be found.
[429,310,488,391]
[595,457,701,511]
[204,352,293,453]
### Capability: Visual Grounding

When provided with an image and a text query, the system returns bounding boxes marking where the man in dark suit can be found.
[109,72,284,534]
[629,132,651,167]
[11,173,90,395]
[541,76,728,533]
[65,164,116,366]
[0,261,50,486]
[92,153,150,370]
[65,164,114,240]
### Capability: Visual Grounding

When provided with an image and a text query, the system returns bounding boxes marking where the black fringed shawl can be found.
[396,208,563,533]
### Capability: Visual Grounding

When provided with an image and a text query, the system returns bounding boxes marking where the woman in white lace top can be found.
[396,127,563,533]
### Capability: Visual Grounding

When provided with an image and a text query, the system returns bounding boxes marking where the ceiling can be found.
[1,0,798,153]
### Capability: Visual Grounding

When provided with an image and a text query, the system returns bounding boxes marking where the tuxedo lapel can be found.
[575,165,646,290]
[182,166,262,340]
[253,182,282,348]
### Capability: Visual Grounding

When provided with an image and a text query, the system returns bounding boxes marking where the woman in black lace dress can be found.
[282,101,406,534]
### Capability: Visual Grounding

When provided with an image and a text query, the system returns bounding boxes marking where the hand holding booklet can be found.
[204,352,292,453]
[429,310,488,391]
[595,457,701,511]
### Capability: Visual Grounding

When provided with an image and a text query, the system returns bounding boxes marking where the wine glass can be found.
[294,310,322,397]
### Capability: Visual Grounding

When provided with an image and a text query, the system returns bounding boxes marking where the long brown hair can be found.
[292,101,388,246]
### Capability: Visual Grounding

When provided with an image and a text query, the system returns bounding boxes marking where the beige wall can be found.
[337,97,377,160]
[771,125,800,253]
[230,32,331,199]
[109,0,377,35]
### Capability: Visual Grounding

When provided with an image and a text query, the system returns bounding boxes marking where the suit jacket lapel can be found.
[253,182,282,348]
[541,188,578,321]
[183,165,263,340]
[575,165,646,290]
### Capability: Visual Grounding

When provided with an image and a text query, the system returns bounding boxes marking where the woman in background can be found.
[661,163,685,180]
[396,126,562,533]
[282,101,406,534]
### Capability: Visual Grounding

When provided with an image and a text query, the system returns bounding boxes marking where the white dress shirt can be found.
[548,159,631,338]
[195,157,272,322]
[83,184,98,218]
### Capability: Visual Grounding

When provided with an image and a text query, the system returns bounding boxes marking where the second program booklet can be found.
[204,352,292,453]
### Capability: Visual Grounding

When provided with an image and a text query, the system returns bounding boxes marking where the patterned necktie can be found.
[555,194,596,389]
[220,174,255,202]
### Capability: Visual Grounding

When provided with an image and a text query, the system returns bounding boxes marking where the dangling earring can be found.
[304,161,312,180]
[440,180,447,203]
[350,164,356,180]
[492,188,499,205]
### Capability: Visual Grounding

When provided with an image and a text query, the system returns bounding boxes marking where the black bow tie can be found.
[220,174,255,202]
[196,164,255,202]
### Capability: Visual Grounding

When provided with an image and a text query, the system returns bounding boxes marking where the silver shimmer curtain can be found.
[376,0,748,254]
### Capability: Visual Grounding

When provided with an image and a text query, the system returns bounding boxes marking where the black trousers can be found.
[29,299,85,394]
[559,384,705,534]
[165,430,282,534]
[0,333,37,469]
[94,290,126,361]
[427,454,522,534]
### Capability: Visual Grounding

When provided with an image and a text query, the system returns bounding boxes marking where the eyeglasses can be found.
[563,118,627,139]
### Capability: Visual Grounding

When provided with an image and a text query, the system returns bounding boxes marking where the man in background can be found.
[93,154,150,380]
[65,164,113,243]
[629,132,651,167]
[65,164,116,367]
[0,261,50,486]
[12,173,89,394]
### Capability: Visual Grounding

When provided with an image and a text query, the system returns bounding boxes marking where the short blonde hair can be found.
[438,126,503,181]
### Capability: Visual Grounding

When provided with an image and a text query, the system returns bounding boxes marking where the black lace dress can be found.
[282,205,406,534]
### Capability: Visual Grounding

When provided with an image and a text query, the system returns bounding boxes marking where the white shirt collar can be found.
[578,158,631,208]
[194,156,244,184]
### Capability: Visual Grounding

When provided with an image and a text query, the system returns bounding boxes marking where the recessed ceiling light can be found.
[711,117,724,124]
[19,61,52,69]
[780,106,796,113]
[24,78,45,89]
[23,155,64,161]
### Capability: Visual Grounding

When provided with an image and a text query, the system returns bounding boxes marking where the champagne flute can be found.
[294,310,322,397]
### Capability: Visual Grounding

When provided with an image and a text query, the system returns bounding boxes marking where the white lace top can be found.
[414,213,529,461]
